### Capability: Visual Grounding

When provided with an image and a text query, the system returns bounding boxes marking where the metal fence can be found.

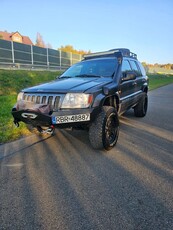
[0,39,82,70]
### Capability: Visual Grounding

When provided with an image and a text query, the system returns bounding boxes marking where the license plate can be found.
[52,114,90,124]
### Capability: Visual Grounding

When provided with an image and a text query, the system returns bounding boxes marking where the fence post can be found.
[11,41,14,64]
[47,48,49,69]
[59,50,61,70]
[70,52,72,66]
[31,45,33,66]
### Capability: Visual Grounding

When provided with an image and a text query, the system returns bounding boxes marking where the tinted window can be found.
[130,60,138,71]
[130,60,142,76]
[122,60,132,72]
[61,58,118,78]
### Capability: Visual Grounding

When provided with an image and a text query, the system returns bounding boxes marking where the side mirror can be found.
[122,71,137,81]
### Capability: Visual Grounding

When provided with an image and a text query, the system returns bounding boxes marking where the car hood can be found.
[22,77,113,94]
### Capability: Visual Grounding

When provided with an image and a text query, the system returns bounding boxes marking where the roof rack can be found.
[83,48,137,60]
[109,49,137,59]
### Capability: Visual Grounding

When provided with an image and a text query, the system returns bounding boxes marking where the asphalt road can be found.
[0,84,173,230]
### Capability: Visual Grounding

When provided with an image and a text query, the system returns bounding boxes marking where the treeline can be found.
[142,62,173,70]
[58,45,91,55]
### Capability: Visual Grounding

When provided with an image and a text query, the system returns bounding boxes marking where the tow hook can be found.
[37,125,55,135]
[14,120,19,127]
[46,126,55,135]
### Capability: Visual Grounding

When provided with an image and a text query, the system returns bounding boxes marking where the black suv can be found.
[12,48,148,150]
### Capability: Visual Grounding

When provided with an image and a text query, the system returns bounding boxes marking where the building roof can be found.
[0,31,33,45]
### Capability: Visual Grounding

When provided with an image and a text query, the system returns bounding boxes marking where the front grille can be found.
[23,93,61,110]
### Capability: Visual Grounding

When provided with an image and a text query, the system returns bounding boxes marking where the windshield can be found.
[60,58,118,78]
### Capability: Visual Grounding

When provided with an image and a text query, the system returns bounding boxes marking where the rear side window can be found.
[130,60,139,72]
[130,60,142,76]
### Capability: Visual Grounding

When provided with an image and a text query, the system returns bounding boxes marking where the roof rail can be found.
[83,48,137,60]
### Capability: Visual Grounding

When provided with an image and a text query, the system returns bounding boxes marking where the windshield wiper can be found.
[75,74,102,78]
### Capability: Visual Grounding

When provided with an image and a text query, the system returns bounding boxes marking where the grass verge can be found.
[0,95,31,143]
[0,71,173,144]
[0,69,62,144]
[148,73,173,90]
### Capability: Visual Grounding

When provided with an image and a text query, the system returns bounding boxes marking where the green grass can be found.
[0,69,62,96]
[0,70,173,144]
[148,73,173,90]
[0,95,31,143]
[0,69,62,144]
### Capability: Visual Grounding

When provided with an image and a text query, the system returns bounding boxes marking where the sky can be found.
[1,0,173,64]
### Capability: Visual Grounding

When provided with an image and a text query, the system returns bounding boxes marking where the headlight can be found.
[61,93,93,109]
[17,92,24,101]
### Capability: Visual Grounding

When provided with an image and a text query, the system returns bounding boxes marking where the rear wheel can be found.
[89,106,119,150]
[134,92,148,117]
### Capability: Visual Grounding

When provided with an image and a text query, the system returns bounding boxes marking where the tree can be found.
[35,32,45,48]
[58,45,91,55]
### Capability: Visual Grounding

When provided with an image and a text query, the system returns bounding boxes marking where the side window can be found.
[130,60,142,76]
[122,60,132,72]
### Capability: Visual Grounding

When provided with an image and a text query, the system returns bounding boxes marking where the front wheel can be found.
[89,106,119,150]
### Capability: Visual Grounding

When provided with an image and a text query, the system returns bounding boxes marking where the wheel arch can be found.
[102,93,120,112]
[143,86,148,93]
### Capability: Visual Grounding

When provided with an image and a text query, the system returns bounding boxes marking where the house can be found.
[0,31,33,45]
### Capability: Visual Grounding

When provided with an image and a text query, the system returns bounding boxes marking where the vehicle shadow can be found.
[1,110,173,229]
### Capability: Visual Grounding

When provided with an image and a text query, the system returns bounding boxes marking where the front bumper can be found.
[12,106,99,128]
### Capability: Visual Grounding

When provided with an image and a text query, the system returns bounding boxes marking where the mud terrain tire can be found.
[89,106,119,150]
[134,92,148,117]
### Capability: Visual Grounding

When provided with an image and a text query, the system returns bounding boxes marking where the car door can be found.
[119,59,136,113]
[129,60,143,95]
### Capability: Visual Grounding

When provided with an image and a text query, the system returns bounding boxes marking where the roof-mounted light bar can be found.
[83,50,120,59]
[108,48,137,59]
[83,48,137,60]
